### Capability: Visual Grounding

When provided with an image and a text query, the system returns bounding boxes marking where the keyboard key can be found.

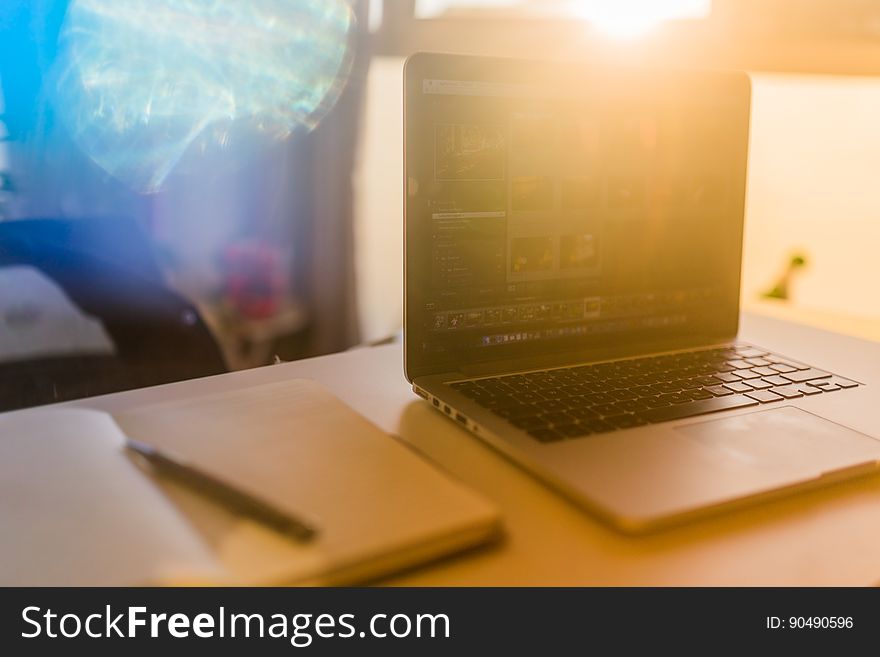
[605,414,648,429]
[735,347,769,358]
[528,428,564,443]
[734,369,761,380]
[706,385,733,396]
[566,395,601,410]
[462,388,495,401]
[769,363,797,373]
[744,358,772,367]
[808,380,840,392]
[715,372,741,383]
[827,376,859,389]
[643,396,671,408]
[610,389,640,401]
[686,389,713,400]
[609,376,638,390]
[652,381,683,394]
[794,384,822,396]
[542,411,575,425]
[593,403,624,416]
[479,378,509,390]
[762,375,791,386]
[567,407,601,421]
[745,379,773,390]
[539,400,569,412]
[616,398,653,413]
[495,405,540,419]
[510,416,547,430]
[771,386,803,399]
[726,359,752,369]
[695,375,722,387]
[540,388,568,399]
[780,368,832,383]
[744,389,783,403]
[766,356,808,370]
[555,424,590,438]
[751,366,779,377]
[723,381,753,393]
[481,395,520,410]
[560,395,586,408]
[640,394,759,423]
[578,418,617,434]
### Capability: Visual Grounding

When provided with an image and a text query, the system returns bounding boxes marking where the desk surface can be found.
[68,313,880,585]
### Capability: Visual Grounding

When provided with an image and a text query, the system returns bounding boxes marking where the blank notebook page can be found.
[0,408,222,586]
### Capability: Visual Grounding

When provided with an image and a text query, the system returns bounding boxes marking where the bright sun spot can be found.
[574,0,710,39]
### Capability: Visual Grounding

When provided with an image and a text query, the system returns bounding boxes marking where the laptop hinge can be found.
[457,334,736,378]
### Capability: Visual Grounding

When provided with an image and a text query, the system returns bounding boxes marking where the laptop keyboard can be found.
[449,344,860,443]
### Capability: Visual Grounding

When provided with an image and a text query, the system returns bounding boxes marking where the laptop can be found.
[403,52,880,532]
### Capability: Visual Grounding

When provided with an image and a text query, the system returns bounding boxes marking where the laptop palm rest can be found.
[552,404,880,531]
[677,407,880,475]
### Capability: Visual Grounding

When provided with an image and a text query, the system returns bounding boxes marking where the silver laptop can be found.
[403,53,880,532]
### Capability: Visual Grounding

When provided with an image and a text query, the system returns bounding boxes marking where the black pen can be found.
[125,439,317,542]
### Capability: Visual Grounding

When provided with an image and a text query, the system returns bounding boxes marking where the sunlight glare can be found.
[574,0,710,39]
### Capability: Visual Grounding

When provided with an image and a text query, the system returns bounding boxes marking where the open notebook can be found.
[0,380,499,586]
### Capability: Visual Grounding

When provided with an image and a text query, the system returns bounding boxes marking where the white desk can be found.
[66,313,880,585]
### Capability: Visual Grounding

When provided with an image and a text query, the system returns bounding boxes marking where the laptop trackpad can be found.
[677,406,880,473]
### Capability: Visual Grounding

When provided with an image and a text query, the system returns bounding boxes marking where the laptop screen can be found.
[405,55,751,380]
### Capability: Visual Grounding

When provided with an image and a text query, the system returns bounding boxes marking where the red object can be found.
[223,241,286,319]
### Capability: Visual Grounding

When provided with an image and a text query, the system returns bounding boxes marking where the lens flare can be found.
[52,0,354,193]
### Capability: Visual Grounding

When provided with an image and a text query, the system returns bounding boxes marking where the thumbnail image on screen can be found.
[510,236,554,274]
[560,234,599,270]
[435,124,506,181]
[510,176,554,212]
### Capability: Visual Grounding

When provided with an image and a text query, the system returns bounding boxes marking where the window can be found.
[372,1,880,75]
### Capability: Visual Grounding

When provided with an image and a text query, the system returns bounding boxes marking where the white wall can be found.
[353,59,880,343]
[745,73,880,315]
